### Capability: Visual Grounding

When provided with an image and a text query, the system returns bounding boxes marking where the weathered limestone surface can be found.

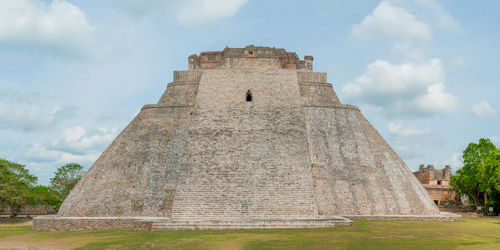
[170,69,318,220]
[35,45,453,231]
[33,216,139,231]
[306,107,438,215]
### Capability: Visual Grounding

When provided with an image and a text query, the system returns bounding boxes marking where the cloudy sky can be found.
[1,0,498,185]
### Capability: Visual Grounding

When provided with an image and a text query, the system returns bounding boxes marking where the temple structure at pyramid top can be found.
[34,46,460,231]
[187,45,314,70]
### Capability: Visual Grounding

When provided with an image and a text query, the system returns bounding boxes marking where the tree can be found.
[451,138,500,213]
[50,163,85,199]
[479,148,500,212]
[0,159,37,217]
[27,185,63,211]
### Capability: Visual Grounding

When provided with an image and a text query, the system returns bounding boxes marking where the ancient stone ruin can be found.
[34,45,460,231]
[414,165,458,206]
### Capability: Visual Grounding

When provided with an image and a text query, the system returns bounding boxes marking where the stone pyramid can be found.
[34,46,459,231]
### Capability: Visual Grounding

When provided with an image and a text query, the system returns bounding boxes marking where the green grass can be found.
[0,218,499,249]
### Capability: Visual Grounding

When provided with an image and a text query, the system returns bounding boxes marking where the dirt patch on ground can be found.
[0,233,106,250]
[0,242,84,250]
[0,241,78,250]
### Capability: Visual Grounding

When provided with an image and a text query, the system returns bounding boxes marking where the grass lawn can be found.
[0,217,499,249]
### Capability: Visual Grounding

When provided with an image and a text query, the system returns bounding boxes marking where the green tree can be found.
[451,138,500,211]
[0,159,37,217]
[479,148,500,211]
[50,163,85,199]
[27,185,63,211]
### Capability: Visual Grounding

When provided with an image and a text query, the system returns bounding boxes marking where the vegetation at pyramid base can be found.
[451,138,500,214]
[0,159,85,217]
[27,185,63,211]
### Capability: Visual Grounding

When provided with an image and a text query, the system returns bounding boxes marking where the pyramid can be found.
[34,46,459,231]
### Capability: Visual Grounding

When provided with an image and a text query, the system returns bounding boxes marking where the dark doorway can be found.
[246,90,252,102]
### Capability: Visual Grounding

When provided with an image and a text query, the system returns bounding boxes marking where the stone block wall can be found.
[157,82,198,106]
[298,71,340,107]
[414,165,452,185]
[304,106,439,215]
[33,216,136,231]
[170,68,319,220]
[424,185,458,205]
[173,70,202,82]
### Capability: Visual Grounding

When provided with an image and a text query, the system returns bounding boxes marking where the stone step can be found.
[134,217,353,231]
[152,221,349,226]
[150,223,349,230]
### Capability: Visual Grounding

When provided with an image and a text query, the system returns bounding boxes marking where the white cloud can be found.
[489,136,499,145]
[388,122,430,137]
[412,84,458,116]
[107,0,247,27]
[352,0,460,61]
[0,0,94,56]
[412,0,461,32]
[176,0,248,27]
[342,59,458,117]
[441,152,463,171]
[472,100,497,117]
[106,0,181,17]
[49,126,119,154]
[395,145,424,159]
[352,1,431,43]
[25,143,99,165]
[25,126,118,166]
[0,104,76,132]
[0,85,76,131]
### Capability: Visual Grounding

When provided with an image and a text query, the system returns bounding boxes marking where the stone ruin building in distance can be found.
[34,45,460,231]
[414,165,458,206]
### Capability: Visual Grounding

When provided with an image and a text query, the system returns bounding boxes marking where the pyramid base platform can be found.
[33,215,353,231]
[33,213,461,231]
[134,216,353,231]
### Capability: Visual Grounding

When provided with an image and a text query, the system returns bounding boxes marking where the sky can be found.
[0,0,499,185]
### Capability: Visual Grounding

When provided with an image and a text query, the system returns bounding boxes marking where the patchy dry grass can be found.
[0,217,499,249]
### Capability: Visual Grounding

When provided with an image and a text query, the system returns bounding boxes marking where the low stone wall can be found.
[134,220,154,231]
[33,216,138,231]
[34,213,462,231]
[34,216,353,231]
[343,212,461,222]
[439,207,475,213]
[141,217,353,230]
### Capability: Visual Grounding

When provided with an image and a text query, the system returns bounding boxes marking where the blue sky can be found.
[0,0,498,185]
